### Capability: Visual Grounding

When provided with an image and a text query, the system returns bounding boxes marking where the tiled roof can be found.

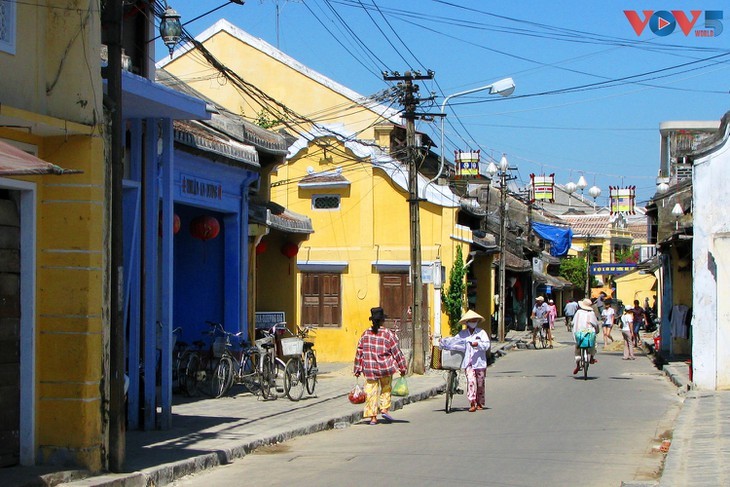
[298,171,350,188]
[560,213,612,237]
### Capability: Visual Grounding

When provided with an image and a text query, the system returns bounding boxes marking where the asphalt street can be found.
[170,326,681,487]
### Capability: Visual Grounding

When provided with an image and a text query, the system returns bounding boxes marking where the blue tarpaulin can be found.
[532,222,573,257]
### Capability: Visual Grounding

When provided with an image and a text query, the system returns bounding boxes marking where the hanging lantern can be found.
[530,173,555,202]
[609,186,636,215]
[159,5,182,59]
[255,240,268,255]
[281,242,299,258]
[190,215,220,241]
[158,212,181,237]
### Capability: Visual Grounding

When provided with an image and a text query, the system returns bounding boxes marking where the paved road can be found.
[171,327,681,487]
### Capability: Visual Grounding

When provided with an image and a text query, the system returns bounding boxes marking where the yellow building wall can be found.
[0,1,101,126]
[1,122,105,467]
[614,270,657,309]
[161,30,384,140]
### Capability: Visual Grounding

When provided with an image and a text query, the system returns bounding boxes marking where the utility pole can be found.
[383,70,435,374]
[101,0,125,472]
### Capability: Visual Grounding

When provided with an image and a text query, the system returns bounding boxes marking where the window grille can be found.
[312,194,340,210]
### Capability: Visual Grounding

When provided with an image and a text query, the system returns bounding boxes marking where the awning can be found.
[532,221,573,257]
[0,139,80,176]
[534,271,572,290]
[494,250,532,272]
[250,201,313,234]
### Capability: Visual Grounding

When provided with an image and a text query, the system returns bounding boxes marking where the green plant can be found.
[559,256,587,291]
[615,247,639,264]
[253,110,280,129]
[441,246,466,336]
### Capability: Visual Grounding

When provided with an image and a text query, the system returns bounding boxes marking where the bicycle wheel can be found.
[304,350,317,395]
[260,358,273,399]
[445,370,457,413]
[212,355,233,398]
[240,351,259,394]
[184,353,201,397]
[582,349,589,380]
[539,327,547,349]
[284,358,305,401]
[173,351,187,394]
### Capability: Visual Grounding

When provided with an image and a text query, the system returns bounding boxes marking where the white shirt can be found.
[572,309,597,340]
[621,313,633,332]
[601,307,615,325]
[440,326,491,370]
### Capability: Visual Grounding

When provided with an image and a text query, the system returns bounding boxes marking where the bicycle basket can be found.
[212,337,227,358]
[441,349,464,370]
[255,335,274,352]
[280,337,304,357]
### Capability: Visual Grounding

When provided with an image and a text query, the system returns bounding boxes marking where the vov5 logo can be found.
[624,10,723,37]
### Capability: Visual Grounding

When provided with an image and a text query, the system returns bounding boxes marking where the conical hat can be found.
[458,309,485,324]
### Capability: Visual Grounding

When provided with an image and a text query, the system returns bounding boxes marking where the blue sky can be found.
[157,1,730,206]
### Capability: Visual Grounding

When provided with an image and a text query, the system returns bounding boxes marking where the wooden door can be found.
[379,273,428,350]
[301,273,341,327]
[0,195,20,467]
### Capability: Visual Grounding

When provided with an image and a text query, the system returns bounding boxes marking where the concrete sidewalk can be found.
[639,338,730,487]
[7,330,529,487]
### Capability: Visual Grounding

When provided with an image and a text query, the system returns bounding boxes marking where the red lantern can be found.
[190,215,220,241]
[281,242,299,258]
[158,213,181,237]
[255,240,268,255]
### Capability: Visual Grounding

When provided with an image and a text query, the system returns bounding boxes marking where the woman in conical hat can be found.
[440,309,490,412]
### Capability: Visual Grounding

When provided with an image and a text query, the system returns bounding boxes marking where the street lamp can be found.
[487,154,515,342]
[431,78,516,188]
[588,185,601,212]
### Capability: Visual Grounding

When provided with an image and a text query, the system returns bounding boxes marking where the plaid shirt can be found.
[353,328,407,380]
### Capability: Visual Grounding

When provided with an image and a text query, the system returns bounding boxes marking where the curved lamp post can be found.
[430,78,516,189]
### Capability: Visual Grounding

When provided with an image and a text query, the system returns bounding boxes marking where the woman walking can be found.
[354,307,408,425]
[439,310,491,412]
[620,309,636,360]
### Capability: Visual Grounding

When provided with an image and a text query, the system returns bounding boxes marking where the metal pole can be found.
[406,77,424,374]
[497,172,507,342]
[102,0,125,471]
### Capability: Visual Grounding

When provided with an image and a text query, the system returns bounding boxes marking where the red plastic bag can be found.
[348,383,366,404]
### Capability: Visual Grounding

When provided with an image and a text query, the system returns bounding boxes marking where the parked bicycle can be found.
[256,323,288,400]
[184,321,224,397]
[212,327,262,397]
[281,325,318,401]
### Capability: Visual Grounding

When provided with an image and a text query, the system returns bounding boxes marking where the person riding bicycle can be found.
[572,298,598,375]
[438,309,490,412]
[530,296,551,348]
[563,298,579,331]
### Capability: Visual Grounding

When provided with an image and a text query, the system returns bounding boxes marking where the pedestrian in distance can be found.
[353,307,408,425]
[595,291,607,317]
[547,299,557,332]
[630,299,645,348]
[530,296,551,348]
[438,309,491,412]
[600,300,616,347]
[572,298,599,375]
[620,308,636,360]
[563,297,579,332]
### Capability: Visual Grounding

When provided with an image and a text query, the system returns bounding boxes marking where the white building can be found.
[691,111,730,390]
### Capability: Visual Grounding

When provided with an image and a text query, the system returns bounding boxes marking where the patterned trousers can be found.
[364,376,392,418]
[465,366,486,406]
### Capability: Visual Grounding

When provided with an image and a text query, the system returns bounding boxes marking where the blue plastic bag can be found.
[575,330,596,348]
